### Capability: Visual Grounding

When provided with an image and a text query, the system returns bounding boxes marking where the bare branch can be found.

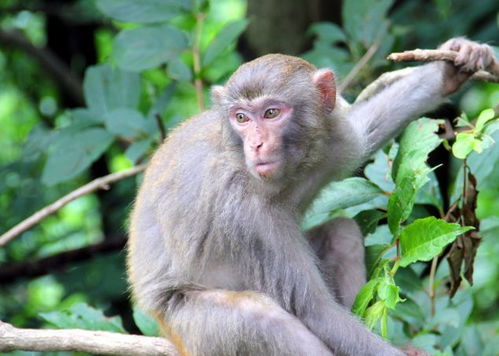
[0,164,147,247]
[387,49,499,83]
[0,321,179,356]
[338,42,380,93]
[192,12,206,111]
[0,237,125,284]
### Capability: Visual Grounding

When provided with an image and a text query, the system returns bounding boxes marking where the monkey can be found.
[127,38,494,356]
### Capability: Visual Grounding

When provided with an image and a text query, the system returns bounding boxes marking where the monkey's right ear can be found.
[313,69,336,111]
[211,85,226,105]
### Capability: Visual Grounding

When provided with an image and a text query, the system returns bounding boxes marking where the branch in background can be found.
[0,164,147,247]
[155,113,167,141]
[0,29,85,105]
[0,321,179,356]
[387,49,499,83]
[338,42,380,93]
[0,237,125,284]
[192,13,206,111]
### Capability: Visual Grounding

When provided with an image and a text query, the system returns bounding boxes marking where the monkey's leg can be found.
[307,217,366,309]
[160,289,334,356]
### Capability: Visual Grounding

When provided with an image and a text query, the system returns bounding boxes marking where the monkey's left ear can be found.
[211,85,226,105]
[313,69,336,111]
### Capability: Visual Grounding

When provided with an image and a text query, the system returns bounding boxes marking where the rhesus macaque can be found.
[127,38,494,356]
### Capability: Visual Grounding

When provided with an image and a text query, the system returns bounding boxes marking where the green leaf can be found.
[399,217,473,267]
[475,108,496,132]
[168,58,193,81]
[302,177,384,230]
[342,0,393,48]
[377,280,401,309]
[83,64,140,114]
[392,118,442,182]
[133,307,160,336]
[105,108,150,139]
[388,118,442,235]
[96,0,190,23]
[40,303,125,333]
[364,148,395,193]
[307,22,346,44]
[126,139,153,163]
[364,300,386,330]
[452,132,475,159]
[114,25,188,71]
[42,128,114,185]
[202,19,248,67]
[354,209,385,235]
[352,277,382,316]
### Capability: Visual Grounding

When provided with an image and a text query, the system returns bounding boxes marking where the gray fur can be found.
[127,39,493,356]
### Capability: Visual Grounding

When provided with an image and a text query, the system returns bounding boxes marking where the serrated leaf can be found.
[388,119,442,235]
[392,118,442,181]
[352,277,383,316]
[42,128,114,185]
[114,25,188,71]
[133,307,160,336]
[354,209,385,235]
[452,132,475,159]
[83,64,140,114]
[202,20,248,67]
[364,149,395,193]
[40,303,125,333]
[302,177,384,230]
[104,108,149,139]
[399,217,473,267]
[96,0,190,23]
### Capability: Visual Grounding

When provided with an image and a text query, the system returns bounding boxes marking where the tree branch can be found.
[387,49,499,83]
[0,321,179,356]
[0,237,125,284]
[338,42,380,93]
[0,164,147,247]
[0,29,85,105]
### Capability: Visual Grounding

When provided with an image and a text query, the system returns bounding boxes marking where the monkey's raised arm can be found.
[347,38,495,160]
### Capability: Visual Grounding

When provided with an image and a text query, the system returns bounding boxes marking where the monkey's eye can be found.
[263,108,280,119]
[235,113,249,123]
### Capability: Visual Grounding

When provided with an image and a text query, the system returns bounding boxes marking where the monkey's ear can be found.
[211,85,226,105]
[313,69,336,111]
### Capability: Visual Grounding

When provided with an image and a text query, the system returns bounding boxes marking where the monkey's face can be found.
[228,96,293,181]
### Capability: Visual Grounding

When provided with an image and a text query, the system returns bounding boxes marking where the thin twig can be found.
[0,164,147,247]
[192,12,205,111]
[155,113,167,141]
[338,42,380,93]
[387,49,499,83]
[428,256,438,317]
[0,320,178,356]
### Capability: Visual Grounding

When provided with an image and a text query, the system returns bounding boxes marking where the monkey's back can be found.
[127,111,244,310]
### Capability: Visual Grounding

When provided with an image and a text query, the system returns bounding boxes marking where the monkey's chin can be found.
[253,161,281,180]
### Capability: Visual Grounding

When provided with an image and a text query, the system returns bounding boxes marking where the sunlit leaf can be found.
[399,217,473,267]
[202,19,248,67]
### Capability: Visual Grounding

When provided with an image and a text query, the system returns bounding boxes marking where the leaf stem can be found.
[193,12,205,111]
[428,255,438,316]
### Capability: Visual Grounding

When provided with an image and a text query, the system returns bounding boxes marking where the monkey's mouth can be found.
[254,161,281,177]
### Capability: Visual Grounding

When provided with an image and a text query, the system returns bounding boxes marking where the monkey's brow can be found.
[231,96,288,111]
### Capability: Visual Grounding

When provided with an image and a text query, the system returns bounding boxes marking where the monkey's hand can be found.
[439,37,495,95]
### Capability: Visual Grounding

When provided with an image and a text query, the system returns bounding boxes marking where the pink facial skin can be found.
[229,97,293,180]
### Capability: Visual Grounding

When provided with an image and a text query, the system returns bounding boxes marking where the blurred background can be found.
[0,0,497,355]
